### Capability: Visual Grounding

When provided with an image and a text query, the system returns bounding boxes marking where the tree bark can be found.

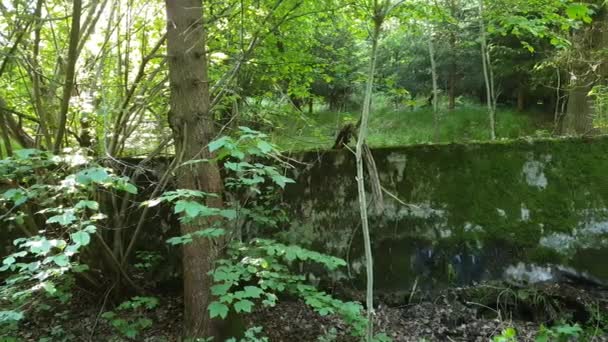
[447,0,458,111]
[0,110,12,157]
[517,86,525,112]
[565,84,594,134]
[478,0,496,140]
[165,0,224,338]
[54,0,82,153]
[448,63,456,111]
[0,98,35,148]
[428,34,440,142]
[32,0,52,149]
[564,6,607,134]
[356,8,383,341]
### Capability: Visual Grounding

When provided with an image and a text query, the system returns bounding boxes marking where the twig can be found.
[89,282,116,341]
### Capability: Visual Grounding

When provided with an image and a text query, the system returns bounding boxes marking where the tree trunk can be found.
[356,9,383,340]
[448,64,456,111]
[0,111,12,157]
[165,0,224,338]
[32,0,52,149]
[478,0,496,140]
[564,5,607,134]
[517,87,525,112]
[565,84,594,134]
[428,34,440,142]
[448,5,457,111]
[54,0,82,153]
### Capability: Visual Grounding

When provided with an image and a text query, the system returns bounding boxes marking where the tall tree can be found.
[478,0,497,140]
[564,5,607,134]
[164,0,225,338]
[54,0,82,153]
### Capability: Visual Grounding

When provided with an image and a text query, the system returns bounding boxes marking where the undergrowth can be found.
[270,101,549,151]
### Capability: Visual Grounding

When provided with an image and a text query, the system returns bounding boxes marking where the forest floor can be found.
[247,282,608,341]
[10,281,608,341]
[270,104,552,152]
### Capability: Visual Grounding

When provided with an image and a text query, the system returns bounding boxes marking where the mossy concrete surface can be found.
[279,136,608,291]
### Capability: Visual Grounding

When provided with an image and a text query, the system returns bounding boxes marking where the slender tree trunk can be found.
[165,0,224,338]
[54,0,82,153]
[32,0,52,149]
[448,0,458,111]
[553,67,563,134]
[356,11,382,341]
[478,0,496,140]
[517,86,525,112]
[448,63,456,110]
[0,110,12,157]
[428,34,440,142]
[0,97,34,148]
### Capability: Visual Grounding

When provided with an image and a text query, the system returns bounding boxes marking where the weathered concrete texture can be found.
[279,137,608,292]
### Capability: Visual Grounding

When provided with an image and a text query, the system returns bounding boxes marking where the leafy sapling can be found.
[101,296,159,340]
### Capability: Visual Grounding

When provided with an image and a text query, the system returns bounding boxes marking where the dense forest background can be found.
[0,0,607,341]
[0,0,605,156]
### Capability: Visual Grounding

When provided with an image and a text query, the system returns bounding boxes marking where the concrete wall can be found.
[279,137,608,291]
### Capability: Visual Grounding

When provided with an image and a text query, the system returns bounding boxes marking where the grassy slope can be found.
[270,104,551,152]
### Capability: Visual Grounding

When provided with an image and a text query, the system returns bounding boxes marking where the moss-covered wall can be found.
[279,137,608,291]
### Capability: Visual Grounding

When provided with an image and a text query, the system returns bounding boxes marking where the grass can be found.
[269,103,551,152]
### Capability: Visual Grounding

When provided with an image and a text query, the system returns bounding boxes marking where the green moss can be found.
[279,135,608,291]
[527,246,565,264]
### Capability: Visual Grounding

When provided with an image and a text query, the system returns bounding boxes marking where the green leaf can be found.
[52,254,70,267]
[2,189,28,206]
[192,228,225,238]
[238,126,261,135]
[123,183,138,194]
[174,200,216,218]
[101,311,115,319]
[70,231,91,246]
[243,286,264,299]
[47,211,77,226]
[125,328,138,339]
[234,299,254,313]
[166,234,192,245]
[208,301,229,319]
[503,327,516,338]
[257,141,274,154]
[566,4,589,20]
[27,238,53,255]
[3,256,15,266]
[0,310,24,323]
[270,175,295,188]
[41,281,57,295]
[76,167,110,185]
[318,307,333,316]
[75,200,99,211]
[14,149,41,159]
[209,136,230,152]
[83,225,97,233]
[220,209,237,220]
[284,247,298,261]
[555,324,581,336]
[211,283,232,296]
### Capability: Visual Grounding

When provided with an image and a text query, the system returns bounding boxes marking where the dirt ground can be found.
[10,282,608,341]
[247,283,608,341]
